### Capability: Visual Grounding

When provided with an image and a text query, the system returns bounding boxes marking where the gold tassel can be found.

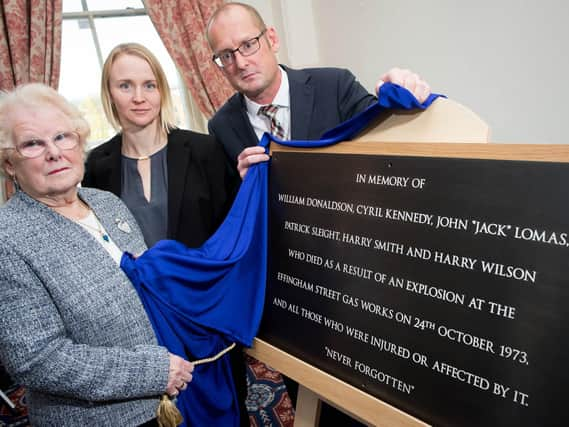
[156,343,237,426]
[156,393,183,427]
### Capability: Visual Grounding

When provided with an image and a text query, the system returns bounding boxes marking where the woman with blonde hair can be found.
[82,43,247,425]
[83,43,238,249]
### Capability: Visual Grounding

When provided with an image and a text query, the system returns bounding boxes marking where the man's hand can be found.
[376,67,431,103]
[237,146,270,179]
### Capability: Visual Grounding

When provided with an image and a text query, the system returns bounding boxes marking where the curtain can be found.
[0,0,62,90]
[144,0,234,118]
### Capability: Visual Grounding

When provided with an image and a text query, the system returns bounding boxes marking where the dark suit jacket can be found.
[83,128,238,248]
[208,66,377,164]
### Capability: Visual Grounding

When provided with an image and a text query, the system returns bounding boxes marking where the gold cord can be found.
[192,342,236,365]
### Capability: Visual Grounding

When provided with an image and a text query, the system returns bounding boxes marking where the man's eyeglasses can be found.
[212,29,267,68]
[12,132,80,158]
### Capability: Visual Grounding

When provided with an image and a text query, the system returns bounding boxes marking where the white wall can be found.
[250,0,569,145]
[241,0,320,67]
[309,0,569,144]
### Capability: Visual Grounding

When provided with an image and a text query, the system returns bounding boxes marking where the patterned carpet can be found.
[0,384,29,427]
[245,355,295,427]
[0,358,294,427]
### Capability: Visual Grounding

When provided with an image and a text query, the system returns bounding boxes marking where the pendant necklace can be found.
[74,210,110,242]
[122,130,166,161]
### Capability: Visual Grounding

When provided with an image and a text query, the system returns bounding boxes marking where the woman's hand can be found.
[166,353,194,397]
[237,146,270,179]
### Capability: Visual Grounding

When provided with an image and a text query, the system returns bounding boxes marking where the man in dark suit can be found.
[206,2,431,178]
[205,3,431,425]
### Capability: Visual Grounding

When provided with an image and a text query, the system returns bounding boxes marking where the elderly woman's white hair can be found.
[0,83,90,177]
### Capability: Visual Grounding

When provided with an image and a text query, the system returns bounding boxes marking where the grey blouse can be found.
[121,147,168,246]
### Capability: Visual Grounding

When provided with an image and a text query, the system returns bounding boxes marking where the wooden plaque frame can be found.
[245,97,569,426]
[246,142,569,426]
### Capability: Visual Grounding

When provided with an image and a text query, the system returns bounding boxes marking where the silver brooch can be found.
[116,219,132,234]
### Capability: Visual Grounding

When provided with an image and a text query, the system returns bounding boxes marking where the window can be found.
[60,0,191,149]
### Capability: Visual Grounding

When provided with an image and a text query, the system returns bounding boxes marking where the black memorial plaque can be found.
[259,151,569,426]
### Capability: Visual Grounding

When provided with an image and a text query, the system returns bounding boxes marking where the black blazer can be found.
[83,128,238,248]
[208,66,377,163]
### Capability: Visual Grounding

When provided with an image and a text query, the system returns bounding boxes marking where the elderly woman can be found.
[0,83,193,426]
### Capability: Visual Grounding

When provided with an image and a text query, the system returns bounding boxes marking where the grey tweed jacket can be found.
[0,188,170,426]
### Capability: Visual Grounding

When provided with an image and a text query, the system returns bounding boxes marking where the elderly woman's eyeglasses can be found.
[13,132,80,159]
[212,29,267,68]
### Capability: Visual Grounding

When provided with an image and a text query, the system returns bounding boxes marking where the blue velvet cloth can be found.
[120,83,442,427]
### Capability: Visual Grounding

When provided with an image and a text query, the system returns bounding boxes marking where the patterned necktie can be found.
[257,104,286,140]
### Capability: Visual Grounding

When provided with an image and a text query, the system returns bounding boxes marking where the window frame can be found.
[61,2,193,143]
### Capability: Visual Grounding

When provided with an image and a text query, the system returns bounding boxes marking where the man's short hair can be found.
[206,2,267,48]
